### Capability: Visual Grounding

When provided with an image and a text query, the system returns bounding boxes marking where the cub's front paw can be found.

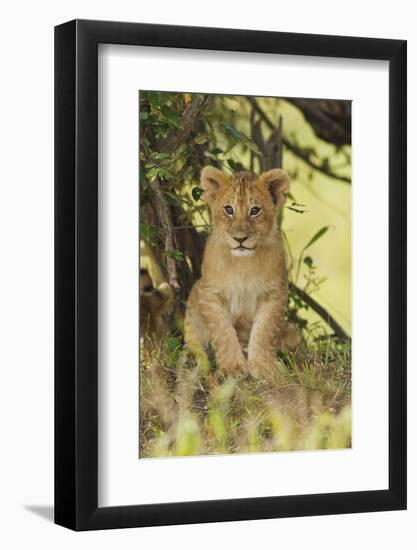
[248,354,285,382]
[220,354,248,376]
[248,354,274,378]
[280,322,301,352]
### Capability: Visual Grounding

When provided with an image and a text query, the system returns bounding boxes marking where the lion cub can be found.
[185,166,299,378]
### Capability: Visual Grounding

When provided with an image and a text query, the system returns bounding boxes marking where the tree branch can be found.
[159,95,214,153]
[147,95,215,291]
[148,180,180,290]
[285,98,351,147]
[289,282,350,341]
[247,97,351,184]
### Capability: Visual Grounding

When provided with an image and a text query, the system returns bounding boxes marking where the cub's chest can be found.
[222,275,263,322]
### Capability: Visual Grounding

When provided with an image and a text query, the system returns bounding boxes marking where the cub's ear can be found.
[261,169,291,208]
[200,166,226,203]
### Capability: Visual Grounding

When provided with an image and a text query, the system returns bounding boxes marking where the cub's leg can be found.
[186,283,247,375]
[184,284,211,374]
[247,298,285,379]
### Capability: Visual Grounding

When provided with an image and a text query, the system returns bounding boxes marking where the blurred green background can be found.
[272,100,351,335]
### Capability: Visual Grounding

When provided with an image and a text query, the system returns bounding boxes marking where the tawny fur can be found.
[185,166,300,378]
[140,268,174,342]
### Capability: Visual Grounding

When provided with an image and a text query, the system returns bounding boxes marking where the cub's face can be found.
[201,167,290,257]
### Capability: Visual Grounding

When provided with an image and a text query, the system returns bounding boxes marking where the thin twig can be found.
[289,282,350,341]
[173,224,212,230]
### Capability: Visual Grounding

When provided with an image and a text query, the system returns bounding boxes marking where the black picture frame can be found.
[55,19,407,531]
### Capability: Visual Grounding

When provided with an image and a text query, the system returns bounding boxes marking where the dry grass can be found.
[139,335,351,458]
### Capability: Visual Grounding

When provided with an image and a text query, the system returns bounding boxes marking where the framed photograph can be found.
[55,19,407,531]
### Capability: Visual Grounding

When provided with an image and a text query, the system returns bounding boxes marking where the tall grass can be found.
[139,335,351,458]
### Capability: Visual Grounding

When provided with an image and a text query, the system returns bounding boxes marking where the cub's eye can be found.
[224,205,234,216]
[250,206,261,217]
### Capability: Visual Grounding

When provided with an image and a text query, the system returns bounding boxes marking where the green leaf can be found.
[287,206,306,214]
[140,220,161,247]
[244,140,262,155]
[159,158,173,167]
[286,200,308,214]
[164,336,182,353]
[147,92,159,107]
[210,159,222,169]
[194,135,208,145]
[192,186,204,201]
[139,111,149,121]
[161,105,181,128]
[303,256,314,268]
[227,159,238,170]
[165,249,184,262]
[153,152,171,160]
[173,143,188,160]
[146,167,159,182]
[221,122,241,140]
[163,191,179,206]
[220,122,261,155]
[210,147,223,156]
[158,168,175,181]
[304,226,330,250]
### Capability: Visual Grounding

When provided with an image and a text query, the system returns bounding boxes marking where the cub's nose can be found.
[234,235,248,245]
